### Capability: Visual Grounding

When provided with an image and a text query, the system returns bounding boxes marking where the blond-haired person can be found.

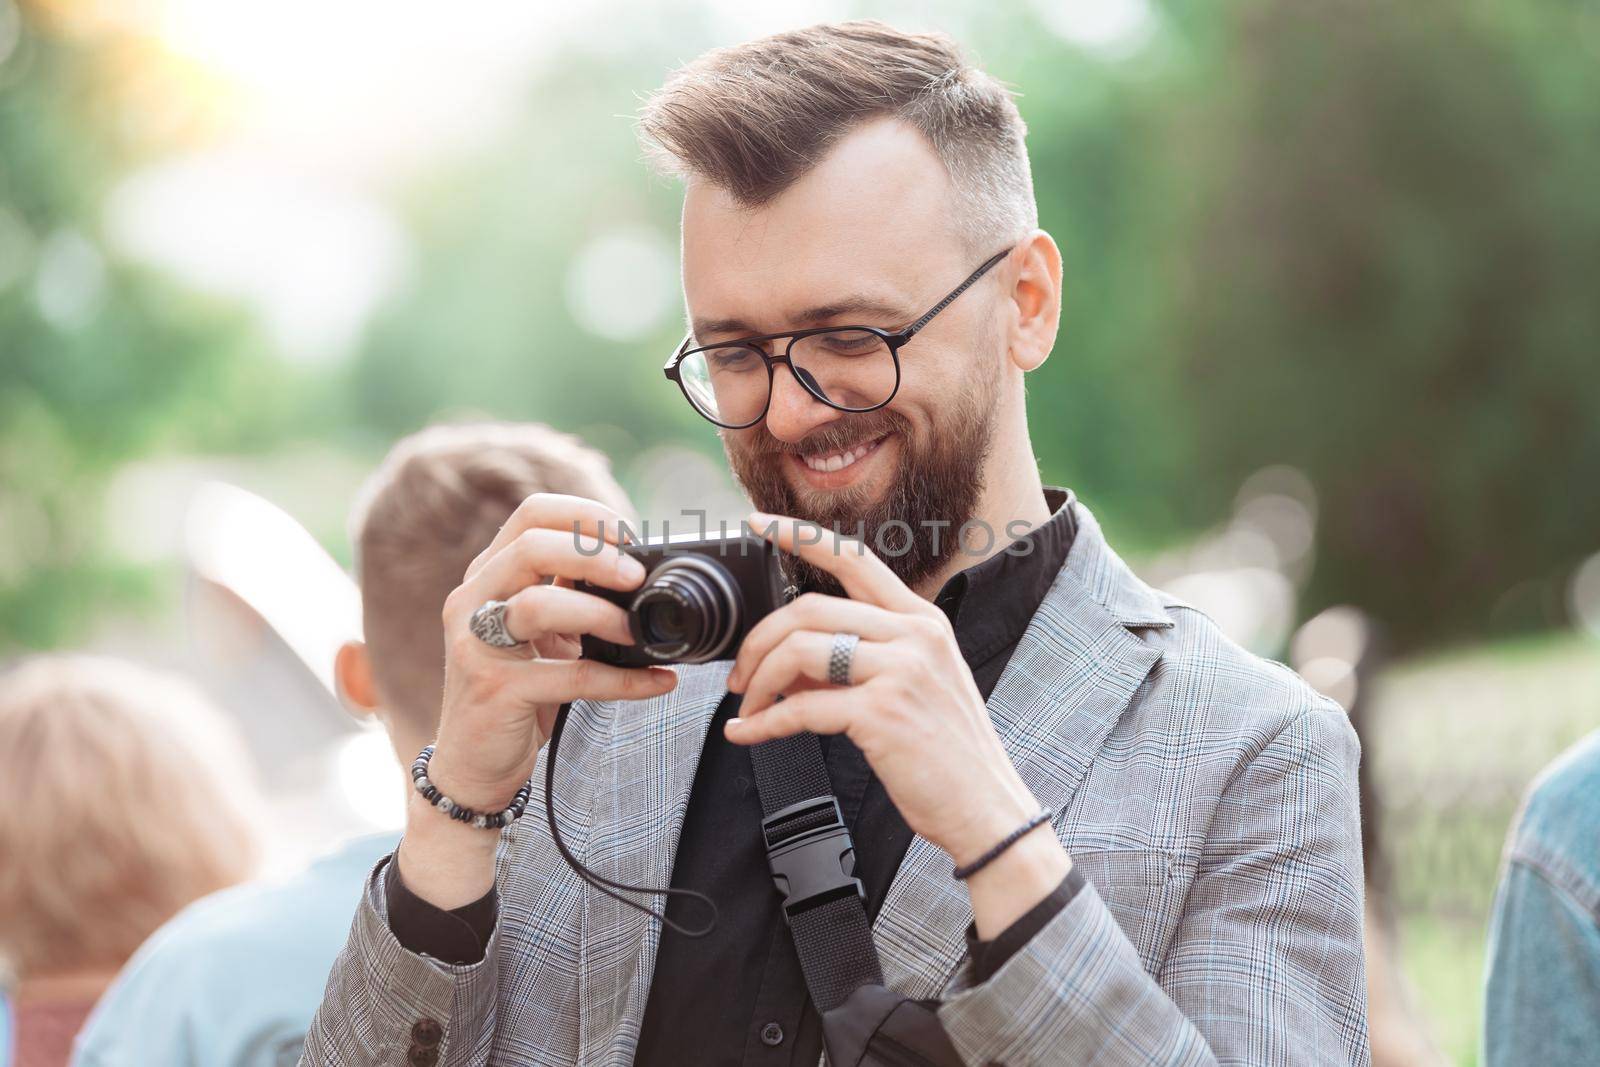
[72,423,633,1067]
[0,655,262,1067]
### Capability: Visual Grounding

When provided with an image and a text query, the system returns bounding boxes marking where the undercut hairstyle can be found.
[349,422,634,732]
[638,20,1037,251]
[0,655,262,980]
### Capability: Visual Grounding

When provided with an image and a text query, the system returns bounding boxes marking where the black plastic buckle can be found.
[761,796,866,918]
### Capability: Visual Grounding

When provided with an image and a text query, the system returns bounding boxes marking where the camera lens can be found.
[640,599,688,644]
[628,555,743,663]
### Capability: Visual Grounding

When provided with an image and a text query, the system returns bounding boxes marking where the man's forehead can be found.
[679,118,966,332]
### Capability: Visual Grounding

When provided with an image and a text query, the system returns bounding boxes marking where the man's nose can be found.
[763,362,840,444]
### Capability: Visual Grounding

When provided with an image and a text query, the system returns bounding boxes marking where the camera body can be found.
[578,531,790,667]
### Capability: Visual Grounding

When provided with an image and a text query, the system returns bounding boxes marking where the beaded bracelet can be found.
[410,744,533,830]
[951,808,1055,880]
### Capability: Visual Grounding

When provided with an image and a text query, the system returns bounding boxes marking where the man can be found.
[306,22,1367,1066]
[73,423,633,1067]
[1482,730,1600,1065]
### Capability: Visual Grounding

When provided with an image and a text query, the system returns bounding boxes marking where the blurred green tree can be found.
[1160,0,1600,648]
[8,0,1598,657]
[0,15,281,648]
[341,42,703,466]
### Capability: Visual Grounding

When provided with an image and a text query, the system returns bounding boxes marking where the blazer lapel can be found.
[577,660,731,1066]
[873,503,1171,998]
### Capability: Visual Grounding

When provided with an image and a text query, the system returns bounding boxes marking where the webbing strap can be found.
[749,731,884,1012]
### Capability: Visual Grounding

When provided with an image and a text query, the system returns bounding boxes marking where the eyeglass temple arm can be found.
[901,247,1013,338]
[665,245,1013,362]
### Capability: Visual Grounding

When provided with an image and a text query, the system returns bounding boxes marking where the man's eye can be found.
[710,349,760,371]
[817,334,880,354]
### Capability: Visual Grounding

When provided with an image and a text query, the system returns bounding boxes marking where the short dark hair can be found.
[638,20,1036,248]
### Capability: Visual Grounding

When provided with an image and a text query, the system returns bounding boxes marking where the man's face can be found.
[681,119,1008,594]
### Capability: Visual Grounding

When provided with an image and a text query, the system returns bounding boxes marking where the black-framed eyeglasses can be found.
[663,246,1012,429]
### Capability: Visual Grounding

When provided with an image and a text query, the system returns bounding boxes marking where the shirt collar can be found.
[934,487,1077,668]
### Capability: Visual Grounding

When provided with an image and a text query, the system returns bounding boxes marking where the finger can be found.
[747,511,925,613]
[725,687,860,745]
[728,592,906,692]
[739,631,889,715]
[739,630,833,714]
[461,526,646,608]
[513,658,677,703]
[465,493,636,583]
[503,583,635,646]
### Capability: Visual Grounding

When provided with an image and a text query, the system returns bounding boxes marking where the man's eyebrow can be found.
[691,296,912,342]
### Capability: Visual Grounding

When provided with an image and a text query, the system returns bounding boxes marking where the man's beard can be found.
[725,386,999,598]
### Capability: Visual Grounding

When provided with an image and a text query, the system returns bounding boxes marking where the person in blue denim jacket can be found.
[1483,729,1600,1065]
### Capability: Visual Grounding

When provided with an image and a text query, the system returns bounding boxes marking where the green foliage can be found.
[1158,0,1600,648]
[338,41,709,467]
[4,0,1599,656]
[0,25,276,649]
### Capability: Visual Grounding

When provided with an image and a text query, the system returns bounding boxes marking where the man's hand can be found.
[724,512,1070,938]
[396,493,679,909]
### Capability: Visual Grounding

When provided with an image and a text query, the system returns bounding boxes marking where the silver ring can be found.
[827,632,860,686]
[469,599,523,649]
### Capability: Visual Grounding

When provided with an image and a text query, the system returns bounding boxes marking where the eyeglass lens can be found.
[677,329,895,427]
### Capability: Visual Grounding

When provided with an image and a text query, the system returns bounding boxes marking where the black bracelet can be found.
[951,808,1055,880]
[410,744,533,830]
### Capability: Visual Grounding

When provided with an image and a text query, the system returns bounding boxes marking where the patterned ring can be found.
[827,631,861,687]
[469,599,523,649]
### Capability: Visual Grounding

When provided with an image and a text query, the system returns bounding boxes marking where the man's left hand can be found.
[724,511,1064,893]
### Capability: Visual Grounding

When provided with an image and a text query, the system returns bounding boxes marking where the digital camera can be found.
[577,532,789,667]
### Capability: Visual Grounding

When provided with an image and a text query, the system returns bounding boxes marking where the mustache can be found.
[742,412,905,456]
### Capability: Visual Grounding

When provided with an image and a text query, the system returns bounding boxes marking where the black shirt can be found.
[387,488,1080,1066]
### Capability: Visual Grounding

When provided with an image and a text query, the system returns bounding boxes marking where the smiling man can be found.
[305,21,1368,1067]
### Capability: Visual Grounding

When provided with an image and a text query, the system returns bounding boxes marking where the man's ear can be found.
[334,640,380,723]
[1006,230,1063,374]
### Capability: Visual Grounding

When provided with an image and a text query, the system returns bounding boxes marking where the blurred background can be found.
[2,0,1598,1061]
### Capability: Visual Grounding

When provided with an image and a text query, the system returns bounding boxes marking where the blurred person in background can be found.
[1481,729,1600,1065]
[71,422,634,1067]
[0,655,262,1067]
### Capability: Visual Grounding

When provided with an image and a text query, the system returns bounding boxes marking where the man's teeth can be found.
[802,438,878,473]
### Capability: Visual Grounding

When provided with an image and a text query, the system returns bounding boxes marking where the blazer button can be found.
[760,1021,784,1046]
[411,1019,444,1048]
[408,1047,440,1067]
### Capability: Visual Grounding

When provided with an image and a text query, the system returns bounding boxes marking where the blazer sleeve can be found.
[300,854,502,1066]
[936,706,1369,1066]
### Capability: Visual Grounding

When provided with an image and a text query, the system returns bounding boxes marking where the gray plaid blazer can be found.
[303,500,1369,1066]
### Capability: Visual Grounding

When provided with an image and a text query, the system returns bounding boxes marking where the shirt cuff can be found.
[383,853,499,965]
[964,865,1085,984]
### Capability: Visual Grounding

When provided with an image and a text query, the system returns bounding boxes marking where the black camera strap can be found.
[748,730,884,1011]
[546,704,961,1065]
[544,703,718,939]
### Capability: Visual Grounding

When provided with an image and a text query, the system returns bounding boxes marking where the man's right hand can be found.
[395,493,678,911]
